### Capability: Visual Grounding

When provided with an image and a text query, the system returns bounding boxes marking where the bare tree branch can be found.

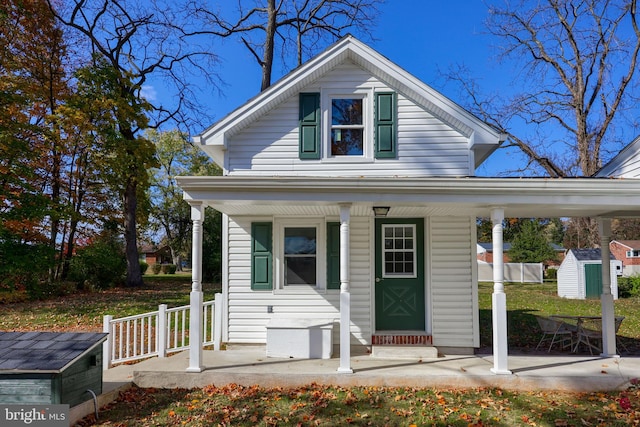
[447,0,640,177]
[186,0,382,91]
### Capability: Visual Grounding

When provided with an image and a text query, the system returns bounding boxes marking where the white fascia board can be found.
[176,176,640,206]
[611,240,633,249]
[192,134,225,168]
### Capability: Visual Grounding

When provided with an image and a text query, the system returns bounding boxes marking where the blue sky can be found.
[163,1,517,175]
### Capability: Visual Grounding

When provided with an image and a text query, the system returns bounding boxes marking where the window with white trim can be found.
[298,90,397,160]
[284,227,317,285]
[382,224,417,278]
[275,219,326,289]
[331,97,364,156]
[626,250,640,258]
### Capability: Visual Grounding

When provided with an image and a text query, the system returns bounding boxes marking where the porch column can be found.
[187,202,204,372]
[337,204,353,373]
[490,208,511,374]
[598,218,616,357]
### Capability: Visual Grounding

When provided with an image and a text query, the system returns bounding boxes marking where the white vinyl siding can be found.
[226,215,372,345]
[597,137,640,178]
[602,158,640,178]
[429,216,478,347]
[557,252,579,299]
[225,62,470,177]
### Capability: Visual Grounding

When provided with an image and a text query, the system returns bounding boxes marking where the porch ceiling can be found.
[175,176,640,219]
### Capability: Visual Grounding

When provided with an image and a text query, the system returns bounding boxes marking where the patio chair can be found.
[615,316,629,353]
[573,316,628,355]
[573,318,602,355]
[534,315,575,352]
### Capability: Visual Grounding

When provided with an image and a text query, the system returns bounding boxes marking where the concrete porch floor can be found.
[103,346,640,394]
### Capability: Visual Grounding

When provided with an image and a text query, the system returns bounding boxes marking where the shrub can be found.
[139,261,149,274]
[618,275,640,298]
[68,236,126,290]
[0,239,53,300]
[161,264,177,274]
[545,268,557,280]
[0,290,29,304]
[151,263,162,274]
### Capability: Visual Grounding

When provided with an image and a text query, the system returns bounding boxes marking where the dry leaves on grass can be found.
[78,381,640,426]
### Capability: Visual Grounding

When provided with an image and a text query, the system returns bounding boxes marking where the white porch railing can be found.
[102,293,222,369]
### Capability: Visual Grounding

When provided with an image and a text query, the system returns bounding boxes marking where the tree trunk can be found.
[124,177,143,287]
[169,245,182,272]
[260,0,277,91]
[61,217,78,280]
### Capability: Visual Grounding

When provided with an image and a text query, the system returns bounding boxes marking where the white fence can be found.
[477,261,543,283]
[102,293,222,369]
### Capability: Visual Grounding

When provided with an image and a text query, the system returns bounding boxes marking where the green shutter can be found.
[326,222,340,290]
[251,222,272,290]
[299,92,321,159]
[375,92,397,158]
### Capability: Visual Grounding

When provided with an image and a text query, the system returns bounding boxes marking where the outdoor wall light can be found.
[373,206,390,217]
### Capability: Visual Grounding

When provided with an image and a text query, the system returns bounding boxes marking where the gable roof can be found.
[569,248,616,261]
[194,35,506,168]
[611,240,640,250]
[478,242,512,252]
[595,135,640,177]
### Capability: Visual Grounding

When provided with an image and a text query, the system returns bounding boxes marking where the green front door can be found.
[375,218,425,331]
[584,263,602,299]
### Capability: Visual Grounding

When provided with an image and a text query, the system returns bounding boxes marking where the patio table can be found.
[550,315,625,354]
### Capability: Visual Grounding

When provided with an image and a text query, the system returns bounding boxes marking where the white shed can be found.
[557,249,621,300]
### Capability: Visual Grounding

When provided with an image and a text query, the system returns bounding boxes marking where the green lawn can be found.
[478,281,640,352]
[0,275,219,333]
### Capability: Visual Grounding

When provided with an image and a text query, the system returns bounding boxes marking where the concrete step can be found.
[371,345,439,360]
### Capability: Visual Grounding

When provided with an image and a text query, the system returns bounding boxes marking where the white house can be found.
[177,36,640,374]
[557,249,621,300]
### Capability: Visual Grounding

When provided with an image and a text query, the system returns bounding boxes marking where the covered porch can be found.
[176,176,640,375]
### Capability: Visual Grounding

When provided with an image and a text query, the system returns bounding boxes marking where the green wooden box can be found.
[0,332,107,407]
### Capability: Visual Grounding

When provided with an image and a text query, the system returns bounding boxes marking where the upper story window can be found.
[626,250,640,258]
[331,98,364,156]
[299,91,397,161]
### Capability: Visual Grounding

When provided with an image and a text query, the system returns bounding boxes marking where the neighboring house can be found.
[557,249,621,300]
[610,240,640,277]
[140,245,172,265]
[477,242,512,263]
[177,36,640,373]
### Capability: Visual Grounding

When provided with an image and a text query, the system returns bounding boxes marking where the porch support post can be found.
[490,208,511,374]
[337,204,353,373]
[598,218,616,357]
[187,202,204,372]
